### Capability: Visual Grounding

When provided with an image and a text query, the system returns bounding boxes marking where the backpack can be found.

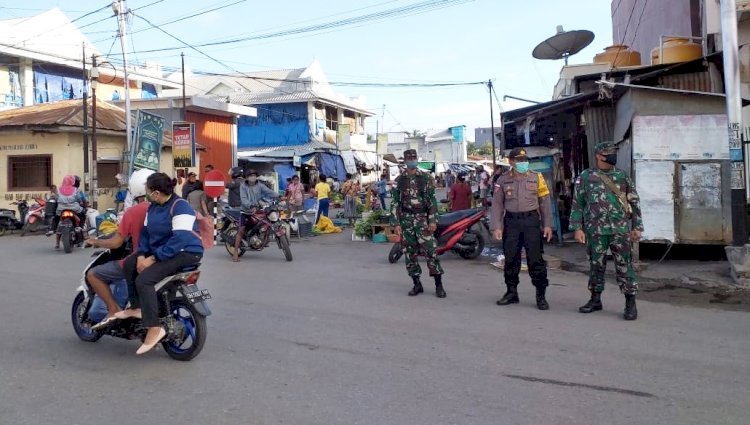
[170,198,215,250]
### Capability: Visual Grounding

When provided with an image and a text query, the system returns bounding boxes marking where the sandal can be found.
[114,309,142,320]
[91,315,119,331]
[136,327,166,355]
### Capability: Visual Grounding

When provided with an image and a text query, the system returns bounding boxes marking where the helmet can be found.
[73,175,81,188]
[230,167,243,178]
[129,168,155,199]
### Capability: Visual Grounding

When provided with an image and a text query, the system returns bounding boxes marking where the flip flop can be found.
[91,315,119,331]
[136,328,167,355]
[114,309,142,320]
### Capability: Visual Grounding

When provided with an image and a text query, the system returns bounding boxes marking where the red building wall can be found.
[186,111,234,180]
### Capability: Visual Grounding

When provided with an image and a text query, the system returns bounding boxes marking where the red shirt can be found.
[117,202,149,267]
[449,182,472,211]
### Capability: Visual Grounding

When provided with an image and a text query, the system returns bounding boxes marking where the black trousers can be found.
[123,252,202,328]
[503,212,548,289]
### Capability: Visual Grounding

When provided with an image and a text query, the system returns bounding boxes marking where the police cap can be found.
[594,141,617,154]
[508,147,528,160]
[403,149,418,159]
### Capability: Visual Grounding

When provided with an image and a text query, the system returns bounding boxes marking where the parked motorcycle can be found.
[388,207,489,264]
[71,249,211,361]
[57,208,86,253]
[13,198,48,236]
[219,200,293,261]
[0,207,22,236]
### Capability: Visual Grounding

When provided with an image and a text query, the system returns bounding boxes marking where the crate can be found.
[297,222,313,238]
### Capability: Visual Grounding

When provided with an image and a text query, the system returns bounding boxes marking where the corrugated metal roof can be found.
[0,99,126,132]
[237,139,337,158]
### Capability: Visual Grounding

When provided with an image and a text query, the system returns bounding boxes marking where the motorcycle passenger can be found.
[49,175,85,249]
[119,173,204,355]
[226,167,244,208]
[85,169,154,330]
[232,169,278,262]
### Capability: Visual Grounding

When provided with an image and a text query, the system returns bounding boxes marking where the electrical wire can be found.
[6,2,111,48]
[124,0,473,55]
[610,0,640,70]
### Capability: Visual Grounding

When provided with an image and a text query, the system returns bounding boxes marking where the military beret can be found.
[403,149,418,158]
[594,141,617,154]
[508,147,529,159]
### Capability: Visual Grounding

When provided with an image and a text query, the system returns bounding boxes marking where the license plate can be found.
[185,288,212,303]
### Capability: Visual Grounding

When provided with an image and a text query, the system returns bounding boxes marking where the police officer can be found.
[491,147,553,310]
[570,142,643,320]
[390,149,445,298]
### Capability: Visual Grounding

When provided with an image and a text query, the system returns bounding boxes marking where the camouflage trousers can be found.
[586,232,637,295]
[399,214,443,277]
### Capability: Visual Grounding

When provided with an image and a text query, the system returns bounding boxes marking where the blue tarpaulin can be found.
[319,153,346,182]
[273,163,296,192]
[33,64,84,104]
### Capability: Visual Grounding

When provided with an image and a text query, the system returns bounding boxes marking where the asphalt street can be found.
[0,231,748,425]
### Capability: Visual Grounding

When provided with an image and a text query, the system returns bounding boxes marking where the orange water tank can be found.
[651,37,703,64]
[593,45,642,67]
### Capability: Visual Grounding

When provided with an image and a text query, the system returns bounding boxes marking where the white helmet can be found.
[129,168,155,198]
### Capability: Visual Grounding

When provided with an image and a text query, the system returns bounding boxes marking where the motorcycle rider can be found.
[48,175,86,249]
[226,167,244,208]
[85,169,153,330]
[232,169,278,262]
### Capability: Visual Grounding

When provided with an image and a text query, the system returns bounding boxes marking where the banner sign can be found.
[172,121,196,168]
[376,134,388,155]
[132,110,166,171]
[337,124,351,151]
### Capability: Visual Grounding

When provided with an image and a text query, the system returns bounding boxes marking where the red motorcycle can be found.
[219,200,293,262]
[13,198,48,236]
[388,207,490,263]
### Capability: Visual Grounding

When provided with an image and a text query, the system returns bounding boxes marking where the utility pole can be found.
[181,52,186,119]
[720,0,748,246]
[488,80,497,170]
[82,44,90,184]
[114,0,132,171]
[91,54,99,209]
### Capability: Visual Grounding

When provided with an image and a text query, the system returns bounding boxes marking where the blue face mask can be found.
[514,161,530,173]
[405,160,418,169]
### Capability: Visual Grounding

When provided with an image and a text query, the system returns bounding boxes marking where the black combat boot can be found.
[623,294,638,320]
[535,287,549,310]
[496,285,519,305]
[434,275,446,298]
[408,276,424,296]
[579,292,603,313]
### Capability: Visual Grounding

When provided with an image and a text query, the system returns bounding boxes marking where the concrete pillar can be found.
[19,58,34,106]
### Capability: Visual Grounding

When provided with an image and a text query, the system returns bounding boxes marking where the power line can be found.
[610,0,640,69]
[6,2,111,48]
[123,0,473,55]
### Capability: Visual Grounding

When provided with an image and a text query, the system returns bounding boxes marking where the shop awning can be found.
[339,150,358,174]
[502,92,599,124]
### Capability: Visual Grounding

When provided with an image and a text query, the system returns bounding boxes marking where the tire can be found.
[0,226,6,237]
[162,299,207,361]
[71,292,103,342]
[279,233,293,262]
[61,226,72,253]
[223,223,245,258]
[388,243,403,264]
[458,230,485,260]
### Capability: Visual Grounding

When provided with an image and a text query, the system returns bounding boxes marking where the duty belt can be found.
[505,210,539,219]
[400,206,427,214]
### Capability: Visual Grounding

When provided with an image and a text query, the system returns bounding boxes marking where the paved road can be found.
[0,232,748,425]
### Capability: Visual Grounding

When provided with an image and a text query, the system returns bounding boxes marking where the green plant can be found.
[353,219,372,238]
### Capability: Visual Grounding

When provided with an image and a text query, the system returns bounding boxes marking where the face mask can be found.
[405,160,418,169]
[247,176,257,184]
[514,161,530,173]
[603,153,617,166]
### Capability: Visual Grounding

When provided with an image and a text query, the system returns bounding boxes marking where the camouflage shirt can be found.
[570,167,644,235]
[390,171,439,225]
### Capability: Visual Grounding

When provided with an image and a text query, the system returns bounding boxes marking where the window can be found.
[96,161,120,188]
[325,105,338,131]
[8,155,52,191]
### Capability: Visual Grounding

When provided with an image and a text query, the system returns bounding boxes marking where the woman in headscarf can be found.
[49,175,85,249]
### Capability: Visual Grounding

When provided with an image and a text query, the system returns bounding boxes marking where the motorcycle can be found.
[13,199,48,236]
[388,207,489,264]
[0,207,22,236]
[57,208,86,253]
[219,200,293,261]
[71,249,211,361]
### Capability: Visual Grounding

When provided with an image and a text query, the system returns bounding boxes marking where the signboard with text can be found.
[132,110,166,171]
[172,121,196,168]
[337,124,351,151]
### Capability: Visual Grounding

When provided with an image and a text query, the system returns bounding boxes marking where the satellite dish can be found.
[532,25,595,65]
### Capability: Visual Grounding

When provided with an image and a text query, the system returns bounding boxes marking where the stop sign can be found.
[203,170,226,198]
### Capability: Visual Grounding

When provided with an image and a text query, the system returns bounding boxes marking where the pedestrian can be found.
[570,141,644,320]
[444,169,455,190]
[390,149,445,298]
[491,147,553,310]
[477,165,490,205]
[377,174,388,211]
[314,174,331,224]
[341,173,360,226]
[181,171,200,199]
[204,164,214,175]
[449,173,472,211]
[187,181,210,217]
[285,175,305,211]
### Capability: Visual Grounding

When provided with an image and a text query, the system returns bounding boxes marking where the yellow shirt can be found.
[315,182,331,200]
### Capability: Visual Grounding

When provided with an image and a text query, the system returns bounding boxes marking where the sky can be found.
[3,0,614,139]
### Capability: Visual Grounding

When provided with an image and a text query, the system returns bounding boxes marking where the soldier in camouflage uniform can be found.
[390,149,446,298]
[570,141,644,320]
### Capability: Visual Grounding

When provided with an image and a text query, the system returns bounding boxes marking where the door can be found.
[677,163,723,242]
